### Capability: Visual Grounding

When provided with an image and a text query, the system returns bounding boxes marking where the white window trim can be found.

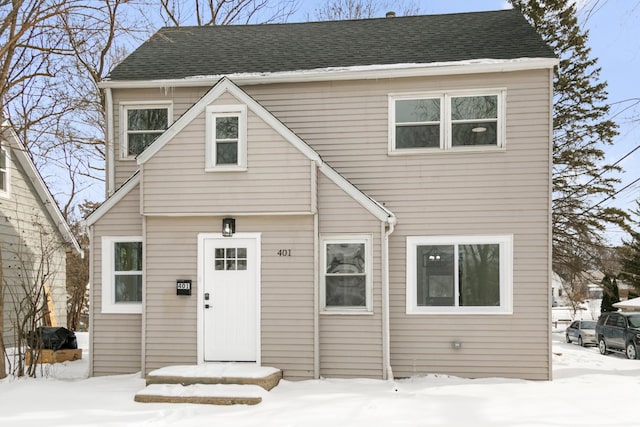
[389,89,506,155]
[406,234,513,315]
[320,234,373,314]
[119,101,173,160]
[205,104,247,171]
[101,236,143,314]
[0,146,10,199]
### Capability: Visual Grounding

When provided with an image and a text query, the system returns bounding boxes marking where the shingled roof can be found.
[107,9,554,81]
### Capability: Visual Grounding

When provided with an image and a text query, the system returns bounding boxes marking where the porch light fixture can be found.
[222,218,235,237]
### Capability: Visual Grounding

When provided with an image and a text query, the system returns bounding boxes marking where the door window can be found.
[214,247,247,271]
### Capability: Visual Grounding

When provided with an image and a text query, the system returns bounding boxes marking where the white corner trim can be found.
[105,88,115,195]
[99,58,559,89]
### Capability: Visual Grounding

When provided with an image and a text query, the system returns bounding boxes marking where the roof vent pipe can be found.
[385,11,396,18]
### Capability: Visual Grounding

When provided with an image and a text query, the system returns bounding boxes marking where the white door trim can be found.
[197,232,261,365]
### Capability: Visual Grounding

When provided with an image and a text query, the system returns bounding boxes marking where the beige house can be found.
[1,123,81,346]
[87,10,557,381]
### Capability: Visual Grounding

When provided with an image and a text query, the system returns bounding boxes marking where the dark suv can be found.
[596,312,640,359]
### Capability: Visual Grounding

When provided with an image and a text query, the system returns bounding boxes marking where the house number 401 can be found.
[277,249,291,257]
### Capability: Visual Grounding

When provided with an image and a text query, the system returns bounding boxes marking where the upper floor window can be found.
[121,103,172,158]
[205,104,247,171]
[406,235,513,315]
[321,235,372,313]
[389,90,505,154]
[102,236,143,314]
[0,146,9,198]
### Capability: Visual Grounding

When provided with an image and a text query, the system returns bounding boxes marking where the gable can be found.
[137,78,394,224]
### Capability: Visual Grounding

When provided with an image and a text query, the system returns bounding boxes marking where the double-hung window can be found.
[121,103,171,158]
[205,105,247,171]
[406,235,513,314]
[321,235,372,313]
[390,90,505,153]
[0,146,9,198]
[102,236,143,314]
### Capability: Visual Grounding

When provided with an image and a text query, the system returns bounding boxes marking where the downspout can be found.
[382,216,396,380]
[311,162,320,379]
[87,225,95,377]
[105,88,115,196]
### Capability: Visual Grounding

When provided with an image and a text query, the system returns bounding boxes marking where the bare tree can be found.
[312,0,419,20]
[2,209,66,377]
[158,0,299,26]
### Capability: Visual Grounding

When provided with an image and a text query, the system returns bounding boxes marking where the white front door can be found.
[201,235,259,362]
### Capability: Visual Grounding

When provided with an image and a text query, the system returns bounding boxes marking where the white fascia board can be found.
[1,123,82,255]
[84,172,140,227]
[318,163,395,225]
[137,77,321,165]
[100,58,559,89]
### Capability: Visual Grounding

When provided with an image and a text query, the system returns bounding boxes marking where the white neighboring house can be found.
[1,122,81,346]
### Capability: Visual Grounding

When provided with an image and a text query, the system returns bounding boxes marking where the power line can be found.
[584,175,640,214]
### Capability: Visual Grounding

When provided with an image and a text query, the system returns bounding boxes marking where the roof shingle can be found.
[107,9,554,81]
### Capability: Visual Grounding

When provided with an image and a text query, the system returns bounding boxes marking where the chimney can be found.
[385,11,396,18]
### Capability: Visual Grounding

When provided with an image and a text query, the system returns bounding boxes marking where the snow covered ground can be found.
[1,332,638,426]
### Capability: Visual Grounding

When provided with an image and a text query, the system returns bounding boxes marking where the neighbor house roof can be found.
[106,9,555,82]
[1,122,82,255]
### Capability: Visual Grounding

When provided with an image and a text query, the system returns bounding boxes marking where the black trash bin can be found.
[27,327,78,351]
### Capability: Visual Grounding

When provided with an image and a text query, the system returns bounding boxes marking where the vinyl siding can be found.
[144,215,315,380]
[140,91,313,215]
[244,71,552,380]
[90,184,142,376]
[106,68,552,380]
[1,147,67,347]
[318,172,384,378]
[111,87,206,189]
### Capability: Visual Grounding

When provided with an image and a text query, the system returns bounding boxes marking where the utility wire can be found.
[584,175,640,214]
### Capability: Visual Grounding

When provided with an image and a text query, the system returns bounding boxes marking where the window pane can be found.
[396,99,440,123]
[226,259,236,270]
[215,248,224,258]
[451,122,497,147]
[128,132,161,156]
[115,274,142,302]
[326,276,366,307]
[237,248,247,258]
[114,242,142,271]
[451,96,497,120]
[416,245,455,306]
[0,171,4,190]
[216,141,238,165]
[459,244,500,306]
[237,259,247,270]
[215,259,224,270]
[128,109,168,131]
[0,149,5,169]
[216,116,238,139]
[226,248,236,258]
[396,125,440,149]
[326,243,365,274]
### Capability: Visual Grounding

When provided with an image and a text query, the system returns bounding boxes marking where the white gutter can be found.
[99,58,559,89]
[105,88,115,196]
[382,218,396,380]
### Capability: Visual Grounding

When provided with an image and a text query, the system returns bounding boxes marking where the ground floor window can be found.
[321,235,372,313]
[406,235,513,314]
[101,236,143,314]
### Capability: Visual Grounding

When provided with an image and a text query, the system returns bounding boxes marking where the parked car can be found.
[565,320,597,347]
[595,312,640,359]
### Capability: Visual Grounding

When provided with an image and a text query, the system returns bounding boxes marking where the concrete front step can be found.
[145,364,283,391]
[134,383,267,405]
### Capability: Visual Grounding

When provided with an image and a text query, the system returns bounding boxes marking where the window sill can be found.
[388,146,506,156]
[406,308,512,315]
[205,166,247,172]
[321,309,373,316]
[101,303,143,315]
